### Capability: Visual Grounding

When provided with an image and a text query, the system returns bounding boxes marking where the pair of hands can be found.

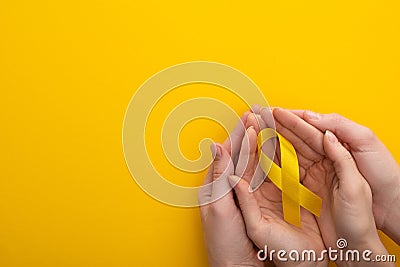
[199,108,400,267]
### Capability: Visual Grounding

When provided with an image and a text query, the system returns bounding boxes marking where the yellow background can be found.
[1,0,399,266]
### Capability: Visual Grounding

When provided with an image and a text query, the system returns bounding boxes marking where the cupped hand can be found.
[229,112,328,267]
[272,108,393,266]
[287,110,400,244]
[199,112,263,267]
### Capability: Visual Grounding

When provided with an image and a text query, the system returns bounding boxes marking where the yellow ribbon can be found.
[257,128,322,227]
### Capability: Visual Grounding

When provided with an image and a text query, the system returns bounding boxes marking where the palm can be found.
[248,157,328,267]
[298,150,339,249]
[270,108,342,250]
[240,113,327,266]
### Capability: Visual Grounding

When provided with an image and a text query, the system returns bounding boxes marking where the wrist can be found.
[380,172,400,244]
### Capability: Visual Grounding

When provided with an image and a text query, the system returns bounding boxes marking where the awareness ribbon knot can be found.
[257,128,322,227]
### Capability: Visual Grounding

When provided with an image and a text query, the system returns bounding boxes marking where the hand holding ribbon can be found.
[228,112,327,267]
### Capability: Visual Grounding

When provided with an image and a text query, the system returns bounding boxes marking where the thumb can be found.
[323,130,364,191]
[228,175,262,236]
[210,144,234,207]
[212,143,233,180]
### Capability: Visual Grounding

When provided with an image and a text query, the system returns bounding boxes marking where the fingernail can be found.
[247,125,255,131]
[305,110,321,120]
[325,130,338,143]
[261,107,273,114]
[215,144,222,159]
[228,175,241,186]
[210,143,217,158]
[247,112,255,119]
[251,104,260,113]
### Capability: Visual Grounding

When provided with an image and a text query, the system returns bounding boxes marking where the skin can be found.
[267,108,394,267]
[286,109,400,245]
[227,113,327,267]
[200,111,327,267]
[199,112,263,267]
[200,108,397,267]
